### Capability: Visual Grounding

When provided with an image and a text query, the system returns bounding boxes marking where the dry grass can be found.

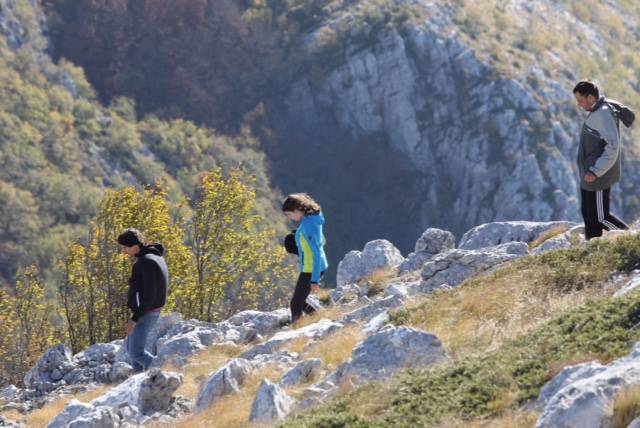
[318,377,399,421]
[282,336,311,355]
[291,303,362,330]
[316,288,332,305]
[170,344,244,401]
[528,226,570,250]
[432,409,538,428]
[546,354,603,379]
[25,385,110,428]
[612,385,640,428]
[170,366,285,428]
[358,268,397,298]
[299,325,364,369]
[0,410,22,425]
[394,264,607,362]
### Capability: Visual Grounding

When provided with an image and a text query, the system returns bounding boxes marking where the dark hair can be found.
[573,80,599,99]
[282,193,321,215]
[117,228,145,248]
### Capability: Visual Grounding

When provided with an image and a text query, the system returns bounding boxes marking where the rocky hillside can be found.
[265,0,640,263]
[2,219,640,427]
[42,0,640,280]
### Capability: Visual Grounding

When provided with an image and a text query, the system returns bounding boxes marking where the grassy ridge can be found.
[281,233,640,427]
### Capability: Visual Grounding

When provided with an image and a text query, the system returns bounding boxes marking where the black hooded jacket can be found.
[127,244,168,322]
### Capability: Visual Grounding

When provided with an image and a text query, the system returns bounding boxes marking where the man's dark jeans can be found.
[126,311,160,371]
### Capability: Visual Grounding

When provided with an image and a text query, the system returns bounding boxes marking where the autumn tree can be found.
[169,167,294,321]
[59,186,192,352]
[0,265,58,385]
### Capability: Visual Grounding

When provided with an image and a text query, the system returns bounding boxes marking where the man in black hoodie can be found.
[117,228,168,372]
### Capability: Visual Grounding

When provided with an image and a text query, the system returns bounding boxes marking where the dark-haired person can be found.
[282,193,328,323]
[573,80,629,239]
[117,228,168,371]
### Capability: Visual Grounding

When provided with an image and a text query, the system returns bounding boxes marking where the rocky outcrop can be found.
[535,342,640,428]
[459,221,578,250]
[279,359,322,387]
[300,325,447,409]
[248,379,295,424]
[337,240,405,286]
[47,369,186,428]
[195,359,254,411]
[241,319,343,360]
[399,227,456,273]
[421,241,529,292]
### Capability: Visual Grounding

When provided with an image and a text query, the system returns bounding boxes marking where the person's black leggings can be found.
[290,272,316,322]
[581,187,629,240]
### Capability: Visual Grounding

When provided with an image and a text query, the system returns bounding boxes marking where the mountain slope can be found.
[42,0,640,282]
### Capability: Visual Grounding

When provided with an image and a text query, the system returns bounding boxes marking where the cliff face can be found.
[265,0,640,266]
[31,0,640,279]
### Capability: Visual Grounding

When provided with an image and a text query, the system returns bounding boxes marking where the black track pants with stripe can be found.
[580,187,629,240]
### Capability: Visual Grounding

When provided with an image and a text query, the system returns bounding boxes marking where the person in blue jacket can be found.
[282,193,328,323]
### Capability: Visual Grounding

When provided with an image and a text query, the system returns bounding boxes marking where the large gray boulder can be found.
[337,240,405,286]
[195,358,254,411]
[47,401,101,428]
[399,228,456,273]
[459,221,578,250]
[91,369,183,414]
[137,369,183,414]
[398,251,434,273]
[48,369,184,427]
[535,342,640,428]
[61,406,116,428]
[300,326,447,409]
[340,326,448,383]
[415,228,456,253]
[279,359,323,387]
[421,241,529,293]
[248,379,295,424]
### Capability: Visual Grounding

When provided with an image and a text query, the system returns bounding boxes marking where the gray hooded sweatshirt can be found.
[576,96,621,191]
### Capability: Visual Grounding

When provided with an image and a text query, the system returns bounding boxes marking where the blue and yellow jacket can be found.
[295,212,328,283]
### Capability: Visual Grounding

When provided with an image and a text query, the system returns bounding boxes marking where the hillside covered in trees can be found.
[0,0,284,288]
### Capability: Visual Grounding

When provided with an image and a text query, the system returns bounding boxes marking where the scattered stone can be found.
[279,359,322,387]
[337,240,404,286]
[195,359,254,411]
[249,379,295,424]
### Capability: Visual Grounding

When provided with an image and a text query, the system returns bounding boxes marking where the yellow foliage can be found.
[59,167,294,353]
[170,167,294,321]
[59,186,192,352]
[0,266,58,385]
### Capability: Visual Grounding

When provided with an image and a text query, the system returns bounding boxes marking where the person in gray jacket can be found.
[573,80,629,239]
